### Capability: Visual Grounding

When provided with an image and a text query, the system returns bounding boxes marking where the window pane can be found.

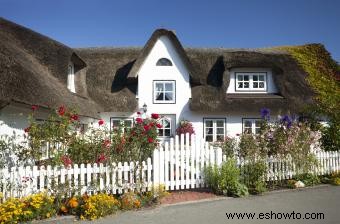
[253,82,258,88]
[164,92,173,101]
[259,75,265,81]
[156,92,164,100]
[255,128,261,135]
[164,129,171,137]
[244,127,252,134]
[206,128,213,135]
[205,135,213,142]
[124,120,132,127]
[158,129,164,136]
[244,82,249,88]
[237,75,243,81]
[216,120,224,127]
[205,120,213,127]
[244,120,252,128]
[238,83,243,88]
[165,83,173,91]
[163,119,171,128]
[216,135,224,141]
[253,75,258,81]
[244,75,249,81]
[259,82,264,88]
[111,120,120,127]
[255,120,261,127]
[156,83,164,91]
[217,128,224,134]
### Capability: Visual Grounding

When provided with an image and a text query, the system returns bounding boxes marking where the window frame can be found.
[110,117,134,133]
[235,72,268,92]
[242,118,262,135]
[203,118,226,142]
[156,58,173,66]
[157,114,176,138]
[67,63,76,93]
[153,80,176,104]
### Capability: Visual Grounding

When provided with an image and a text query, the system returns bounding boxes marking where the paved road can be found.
[80,185,340,224]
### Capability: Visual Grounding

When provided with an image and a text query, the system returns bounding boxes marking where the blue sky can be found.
[1,0,339,62]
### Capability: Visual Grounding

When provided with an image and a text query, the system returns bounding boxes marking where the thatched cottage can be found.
[0,17,336,142]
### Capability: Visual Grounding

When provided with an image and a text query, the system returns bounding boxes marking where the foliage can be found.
[282,45,340,151]
[176,120,195,136]
[213,136,237,159]
[240,161,267,194]
[0,192,56,223]
[120,191,141,210]
[80,193,120,220]
[294,173,320,187]
[286,179,297,189]
[321,122,340,151]
[140,184,169,206]
[204,159,248,197]
[282,45,340,121]
[17,106,161,168]
[330,171,340,186]
[0,132,20,169]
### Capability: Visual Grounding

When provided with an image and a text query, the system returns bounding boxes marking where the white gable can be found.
[136,35,191,115]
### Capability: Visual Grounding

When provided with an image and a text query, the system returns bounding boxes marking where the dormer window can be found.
[67,63,75,93]
[235,72,267,91]
[156,58,173,66]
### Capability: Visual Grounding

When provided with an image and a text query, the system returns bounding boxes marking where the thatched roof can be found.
[1,18,336,115]
[0,17,101,117]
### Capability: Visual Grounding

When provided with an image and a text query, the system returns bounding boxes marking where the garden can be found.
[0,104,339,223]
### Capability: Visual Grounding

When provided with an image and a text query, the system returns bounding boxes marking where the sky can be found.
[1,0,339,62]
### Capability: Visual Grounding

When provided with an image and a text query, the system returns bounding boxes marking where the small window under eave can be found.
[67,63,76,93]
[156,58,173,66]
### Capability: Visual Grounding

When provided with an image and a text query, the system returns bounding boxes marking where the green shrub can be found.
[204,159,248,197]
[294,173,320,186]
[240,161,267,194]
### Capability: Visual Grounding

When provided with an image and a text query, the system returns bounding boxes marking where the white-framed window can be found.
[203,118,226,142]
[156,58,173,66]
[153,81,175,103]
[67,63,76,93]
[243,119,262,134]
[235,73,267,91]
[158,117,172,137]
[110,118,133,133]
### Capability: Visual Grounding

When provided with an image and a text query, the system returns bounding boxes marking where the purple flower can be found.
[260,108,270,120]
[281,115,292,128]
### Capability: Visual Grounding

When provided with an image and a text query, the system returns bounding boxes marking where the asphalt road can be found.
[80,185,340,224]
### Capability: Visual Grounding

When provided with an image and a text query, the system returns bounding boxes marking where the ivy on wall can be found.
[281,44,340,121]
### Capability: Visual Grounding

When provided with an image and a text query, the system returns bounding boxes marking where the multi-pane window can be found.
[110,118,133,133]
[204,119,225,142]
[236,73,266,91]
[153,81,175,103]
[158,117,172,137]
[243,119,262,134]
[156,58,173,66]
[67,63,75,93]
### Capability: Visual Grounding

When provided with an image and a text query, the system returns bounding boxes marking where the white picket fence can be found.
[0,133,339,201]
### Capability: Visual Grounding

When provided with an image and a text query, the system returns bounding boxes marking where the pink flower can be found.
[136,117,143,124]
[156,123,162,128]
[151,113,159,119]
[58,105,66,116]
[61,155,72,168]
[96,154,107,163]
[31,105,38,111]
[144,125,150,131]
[102,139,111,149]
[98,119,104,126]
[24,126,30,133]
[70,114,79,121]
[148,137,154,143]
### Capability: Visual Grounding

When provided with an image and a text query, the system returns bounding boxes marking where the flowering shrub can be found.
[0,192,56,223]
[18,106,162,168]
[176,120,195,136]
[140,184,169,206]
[80,193,120,220]
[120,191,141,210]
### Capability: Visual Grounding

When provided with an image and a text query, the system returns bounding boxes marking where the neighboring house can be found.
[0,17,330,143]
